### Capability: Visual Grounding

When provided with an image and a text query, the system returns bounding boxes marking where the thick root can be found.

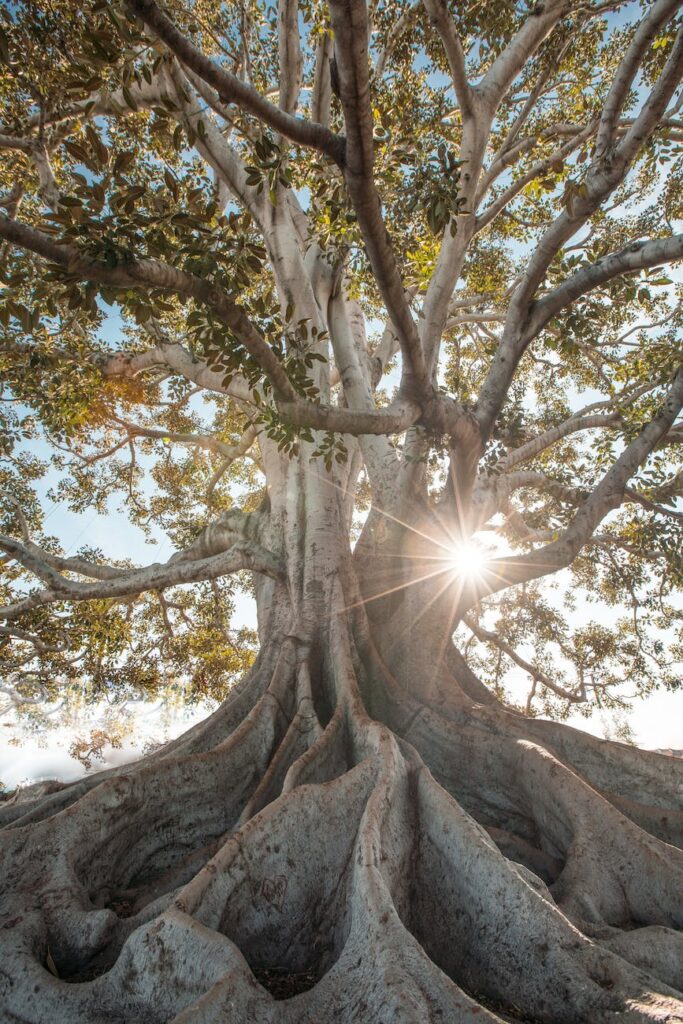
[1,620,682,1023]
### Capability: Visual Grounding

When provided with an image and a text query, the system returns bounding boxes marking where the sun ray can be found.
[308,465,460,555]
[339,562,456,613]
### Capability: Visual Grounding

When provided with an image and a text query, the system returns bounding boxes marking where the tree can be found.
[1,0,683,1018]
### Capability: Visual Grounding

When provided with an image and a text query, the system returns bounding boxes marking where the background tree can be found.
[1,0,683,1020]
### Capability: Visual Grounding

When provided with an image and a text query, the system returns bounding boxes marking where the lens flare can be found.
[448,539,488,582]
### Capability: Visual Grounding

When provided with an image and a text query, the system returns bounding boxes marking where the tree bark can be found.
[1,465,682,1024]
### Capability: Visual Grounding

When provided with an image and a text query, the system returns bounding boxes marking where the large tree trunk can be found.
[1,466,682,1024]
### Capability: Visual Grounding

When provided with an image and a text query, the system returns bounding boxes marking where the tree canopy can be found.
[1,0,682,741]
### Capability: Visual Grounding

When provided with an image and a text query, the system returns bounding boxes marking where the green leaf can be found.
[122,85,138,111]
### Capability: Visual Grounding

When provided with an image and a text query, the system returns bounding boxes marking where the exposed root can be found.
[510,739,683,930]
[0,642,276,831]
[408,764,683,1023]
[1,615,682,1023]
[515,715,683,812]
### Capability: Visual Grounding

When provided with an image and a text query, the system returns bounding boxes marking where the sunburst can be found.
[447,538,490,583]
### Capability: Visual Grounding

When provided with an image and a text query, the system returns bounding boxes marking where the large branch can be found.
[0,214,420,437]
[500,471,585,508]
[2,541,131,583]
[593,0,682,160]
[416,0,577,370]
[529,234,683,336]
[311,34,333,126]
[421,0,473,118]
[274,396,420,435]
[0,536,284,622]
[104,338,419,435]
[497,411,621,472]
[125,0,344,161]
[165,65,266,223]
[475,23,683,444]
[102,337,253,404]
[474,3,683,417]
[514,17,683,315]
[417,0,570,373]
[327,291,402,504]
[476,0,570,113]
[460,366,683,613]
[277,0,302,116]
[0,134,32,154]
[417,119,484,372]
[0,214,298,397]
[327,0,431,397]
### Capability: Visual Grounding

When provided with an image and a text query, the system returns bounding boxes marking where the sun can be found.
[448,538,489,582]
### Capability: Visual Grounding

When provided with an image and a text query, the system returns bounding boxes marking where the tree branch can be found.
[421,0,473,118]
[474,123,597,234]
[0,536,284,622]
[529,234,683,336]
[0,213,299,398]
[376,1,419,79]
[327,290,402,503]
[461,366,683,611]
[327,0,431,396]
[498,412,621,472]
[311,33,333,126]
[278,0,302,116]
[109,413,255,460]
[593,0,682,161]
[125,0,344,161]
[464,615,584,706]
[476,0,570,113]
[0,214,421,437]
